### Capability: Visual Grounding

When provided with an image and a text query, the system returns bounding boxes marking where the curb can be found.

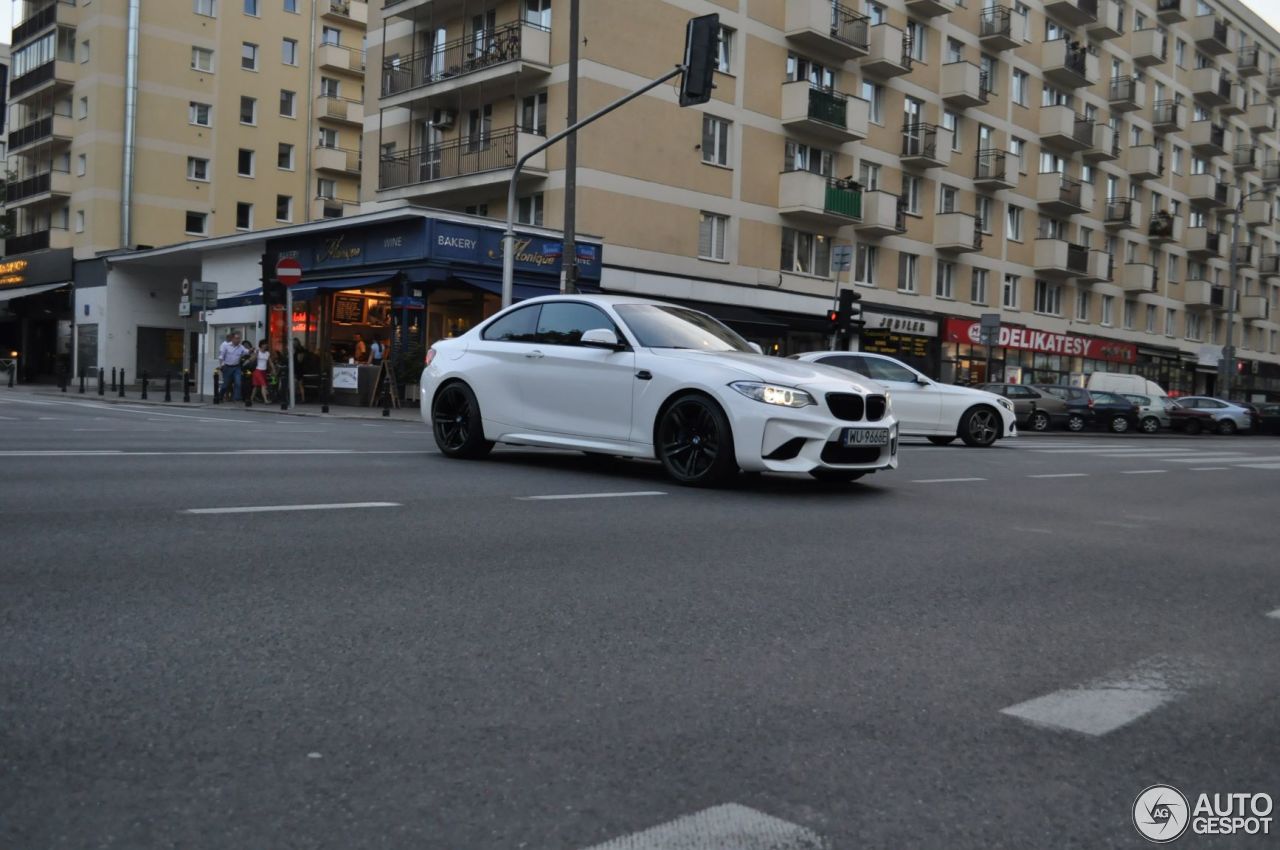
[12,388,421,422]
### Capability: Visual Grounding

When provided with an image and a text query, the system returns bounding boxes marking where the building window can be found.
[897,253,919,293]
[701,116,730,166]
[517,193,544,226]
[1076,289,1091,321]
[192,46,214,71]
[1012,69,1029,105]
[858,161,880,191]
[77,39,89,63]
[76,153,87,176]
[716,26,733,73]
[320,77,340,98]
[781,228,831,277]
[1010,136,1026,172]
[698,212,728,260]
[1123,300,1136,329]
[906,21,926,61]
[861,81,884,124]
[980,54,997,93]
[1034,280,1062,315]
[1003,273,1019,308]
[939,184,958,214]
[1166,308,1177,337]
[237,148,254,177]
[276,195,292,222]
[464,204,490,217]
[854,244,878,285]
[185,211,208,234]
[235,202,253,230]
[189,101,212,126]
[239,96,257,125]
[971,268,988,304]
[1006,205,1023,241]
[195,0,216,16]
[1175,39,1186,67]
[321,26,342,46]
[78,97,88,119]
[975,197,992,234]
[1101,294,1114,326]
[284,0,297,11]
[785,141,835,176]
[282,38,298,65]
[187,156,210,180]
[318,127,338,149]
[317,178,337,199]
[523,0,552,28]
[1186,311,1201,340]
[946,37,964,64]
[520,92,547,135]
[867,1,885,24]
[936,261,955,299]
[241,42,258,71]
[279,90,296,117]
[942,110,961,152]
[277,143,295,170]
[245,0,259,13]
[74,210,85,233]
[902,175,922,214]
[1145,304,1157,333]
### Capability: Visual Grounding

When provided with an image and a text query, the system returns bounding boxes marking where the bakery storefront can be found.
[856,309,940,376]
[0,249,75,382]
[939,318,1138,386]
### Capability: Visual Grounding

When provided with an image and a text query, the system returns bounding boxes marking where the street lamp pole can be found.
[1221,187,1269,400]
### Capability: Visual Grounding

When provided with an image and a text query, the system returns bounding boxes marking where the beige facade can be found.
[4,0,367,261]
[363,0,1280,392]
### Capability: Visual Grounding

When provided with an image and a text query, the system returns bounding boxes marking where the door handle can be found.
[635,370,653,380]
[525,350,544,359]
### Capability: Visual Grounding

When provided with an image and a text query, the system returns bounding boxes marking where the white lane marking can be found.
[1095,520,1144,529]
[1032,447,1199,454]
[1235,463,1280,470]
[1189,467,1229,471]
[0,449,429,457]
[581,803,824,850]
[184,501,401,515]
[0,415,21,420]
[1161,454,1280,463]
[1028,473,1088,478]
[910,477,987,484]
[1267,609,1280,620]
[518,491,668,502]
[1012,527,1054,534]
[1001,657,1205,736]
[1120,469,1167,475]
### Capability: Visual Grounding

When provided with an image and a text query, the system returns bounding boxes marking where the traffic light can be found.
[827,308,841,333]
[261,252,286,306]
[836,288,863,334]
[679,14,720,107]
[1237,359,1246,374]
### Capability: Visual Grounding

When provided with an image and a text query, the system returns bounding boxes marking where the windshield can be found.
[614,304,753,352]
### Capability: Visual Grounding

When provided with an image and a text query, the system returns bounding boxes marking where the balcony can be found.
[784,0,870,60]
[1188,173,1238,209]
[6,110,73,155]
[1120,263,1157,293]
[974,149,1016,189]
[1148,211,1184,243]
[781,82,869,143]
[1220,82,1246,116]
[978,6,1021,50]
[1104,197,1140,229]
[381,0,431,20]
[321,0,367,25]
[1191,15,1231,56]
[1036,172,1092,215]
[381,21,551,108]
[1151,99,1185,133]
[1187,120,1230,156]
[317,42,366,77]
[1156,0,1185,23]
[1233,243,1257,268]
[1247,102,1276,133]
[1241,295,1270,322]
[861,24,912,78]
[1266,161,1280,184]
[1234,146,1258,172]
[1043,0,1097,27]
[1270,70,1280,96]
[8,59,76,101]
[853,190,907,236]
[5,169,73,208]
[316,95,363,126]
[1185,279,1228,310]
[11,0,74,47]
[1260,254,1280,278]
[314,145,362,175]
[941,62,990,109]
[1185,227,1224,258]
[1088,0,1124,39]
[1034,238,1091,278]
[1125,144,1163,180]
[1039,105,1092,153]
[900,123,952,169]
[312,197,361,220]
[1083,123,1119,162]
[1237,46,1262,79]
[1190,67,1230,106]
[1043,39,1097,88]
[778,172,863,226]
[1079,250,1115,283]
[1131,28,1167,66]
[4,227,72,256]
[905,0,954,17]
[934,212,983,253]
[1107,76,1145,113]
[377,127,547,199]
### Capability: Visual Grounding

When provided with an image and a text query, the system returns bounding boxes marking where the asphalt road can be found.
[2,390,1278,849]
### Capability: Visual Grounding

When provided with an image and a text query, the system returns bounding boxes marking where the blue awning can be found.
[450,274,566,302]
[290,272,399,301]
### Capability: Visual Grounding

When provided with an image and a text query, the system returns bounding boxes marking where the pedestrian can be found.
[250,340,271,404]
[217,332,247,402]
[292,338,308,402]
[370,337,385,365]
[353,333,369,364]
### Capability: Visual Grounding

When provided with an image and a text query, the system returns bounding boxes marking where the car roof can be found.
[511,293,682,309]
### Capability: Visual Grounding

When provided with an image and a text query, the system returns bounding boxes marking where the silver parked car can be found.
[1173,396,1255,435]
[1121,393,1178,433]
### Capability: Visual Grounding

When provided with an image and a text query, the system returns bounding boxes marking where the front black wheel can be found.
[1218,419,1238,436]
[431,382,494,459]
[656,394,737,487]
[1140,416,1161,434]
[1184,419,1203,436]
[1110,415,1131,434]
[809,469,866,483]
[1030,410,1051,432]
[1066,414,1086,432]
[959,406,1000,447]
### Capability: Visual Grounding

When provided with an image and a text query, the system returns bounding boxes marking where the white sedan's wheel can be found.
[959,406,1000,447]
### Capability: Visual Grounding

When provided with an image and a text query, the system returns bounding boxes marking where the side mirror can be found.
[580,328,624,350]
[747,342,764,355]
[915,375,931,385]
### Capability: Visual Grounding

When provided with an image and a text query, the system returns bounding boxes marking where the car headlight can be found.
[729,381,814,408]
[883,389,892,411]
[996,397,1014,413]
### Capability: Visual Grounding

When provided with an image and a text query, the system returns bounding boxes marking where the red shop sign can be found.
[942,318,1137,364]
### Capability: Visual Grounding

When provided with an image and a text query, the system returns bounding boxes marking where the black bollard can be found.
[118,370,126,398]
[381,376,391,417]
[6,362,13,388]
[183,371,191,404]
[140,371,149,400]
[164,372,172,403]
[98,368,105,396]
[79,367,86,394]
[213,369,221,404]
[244,374,252,408]
[320,371,330,414]
[280,380,289,410]
[59,366,67,392]
[110,368,117,392]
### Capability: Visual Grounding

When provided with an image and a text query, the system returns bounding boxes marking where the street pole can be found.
[503,65,684,308]
[1221,202,1240,400]
[560,0,580,296]
[286,287,295,410]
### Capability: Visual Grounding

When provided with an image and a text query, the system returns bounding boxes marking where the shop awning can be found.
[450,274,562,302]
[290,272,399,301]
[0,282,70,304]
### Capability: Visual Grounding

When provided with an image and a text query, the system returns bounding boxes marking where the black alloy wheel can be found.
[1140,416,1161,434]
[809,469,866,483]
[1030,410,1051,432]
[927,436,957,446]
[431,382,493,459]
[1066,413,1086,432]
[959,406,1000,447]
[1218,418,1238,436]
[1110,415,1131,433]
[656,394,737,486]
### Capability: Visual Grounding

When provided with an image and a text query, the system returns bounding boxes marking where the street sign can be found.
[191,281,218,303]
[979,312,1001,345]
[178,298,191,318]
[276,258,303,287]
[832,244,853,272]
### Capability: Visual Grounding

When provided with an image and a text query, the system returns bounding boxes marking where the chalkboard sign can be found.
[333,295,365,324]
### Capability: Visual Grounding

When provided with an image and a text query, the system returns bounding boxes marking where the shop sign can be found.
[860,330,931,358]
[0,248,73,289]
[272,220,428,272]
[860,310,938,337]
[431,222,603,281]
[942,318,1137,364]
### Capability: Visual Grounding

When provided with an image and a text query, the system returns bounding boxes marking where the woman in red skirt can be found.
[250,339,272,404]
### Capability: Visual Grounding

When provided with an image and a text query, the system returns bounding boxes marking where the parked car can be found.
[1086,372,1168,398]
[977,383,1070,432]
[1121,393,1178,433]
[1167,400,1216,435]
[422,295,901,486]
[790,351,1018,447]
[1032,384,1141,433]
[1173,396,1257,435]
[1250,402,1280,436]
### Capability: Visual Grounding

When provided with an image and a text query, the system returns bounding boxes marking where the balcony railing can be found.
[1058,39,1088,76]
[1105,197,1134,225]
[975,148,1010,182]
[1149,211,1175,238]
[5,227,67,255]
[9,58,72,98]
[1109,75,1139,102]
[12,0,72,46]
[1239,45,1260,74]
[1049,173,1084,206]
[901,122,942,159]
[1260,255,1280,275]
[7,107,72,150]
[378,126,534,189]
[7,168,70,202]
[824,178,863,218]
[382,20,547,97]
[807,86,849,127]
[1264,160,1280,183]
[830,2,871,50]
[1234,146,1257,169]
[1270,70,1280,94]
[979,6,1012,40]
[1152,99,1182,128]
[1067,242,1089,273]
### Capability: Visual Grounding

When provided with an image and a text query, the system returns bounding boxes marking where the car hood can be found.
[927,383,1009,405]
[648,348,882,393]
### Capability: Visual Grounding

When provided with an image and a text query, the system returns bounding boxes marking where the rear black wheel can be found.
[1140,416,1161,434]
[1110,415,1131,433]
[809,469,866,483]
[959,406,1000,447]
[431,382,493,459]
[1218,419,1238,436]
[1030,410,1051,432]
[655,394,737,487]
[1066,414,1086,432]
[1184,419,1203,436]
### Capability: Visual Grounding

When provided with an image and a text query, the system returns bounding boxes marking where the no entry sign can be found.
[276,257,302,287]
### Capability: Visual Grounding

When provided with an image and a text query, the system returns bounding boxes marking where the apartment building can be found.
[0,0,366,380]
[364,0,1280,397]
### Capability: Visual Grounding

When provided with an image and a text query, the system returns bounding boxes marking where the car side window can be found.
[1203,400,1227,409]
[818,355,866,375]
[535,302,617,346]
[1006,386,1034,399]
[482,305,541,342]
[860,357,918,383]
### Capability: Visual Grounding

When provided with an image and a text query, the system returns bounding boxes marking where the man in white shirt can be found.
[217,332,247,401]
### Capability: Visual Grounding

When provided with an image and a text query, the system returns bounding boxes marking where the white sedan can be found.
[791,351,1017,447]
[421,295,900,485]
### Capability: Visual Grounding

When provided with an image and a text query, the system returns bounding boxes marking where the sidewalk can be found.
[1,383,423,422]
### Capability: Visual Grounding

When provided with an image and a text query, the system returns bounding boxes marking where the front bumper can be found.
[733,409,900,474]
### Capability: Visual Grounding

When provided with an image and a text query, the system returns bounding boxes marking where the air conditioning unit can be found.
[431,109,457,129]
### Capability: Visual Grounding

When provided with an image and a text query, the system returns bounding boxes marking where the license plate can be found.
[841,427,890,447]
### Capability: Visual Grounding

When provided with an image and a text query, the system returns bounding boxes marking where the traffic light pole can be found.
[286,286,295,410]
[502,65,685,308]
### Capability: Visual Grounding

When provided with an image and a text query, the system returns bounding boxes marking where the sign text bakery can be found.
[943,318,1137,364]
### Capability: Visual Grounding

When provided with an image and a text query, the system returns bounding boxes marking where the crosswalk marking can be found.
[1236,463,1280,470]
[581,804,826,850]
[1028,473,1088,478]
